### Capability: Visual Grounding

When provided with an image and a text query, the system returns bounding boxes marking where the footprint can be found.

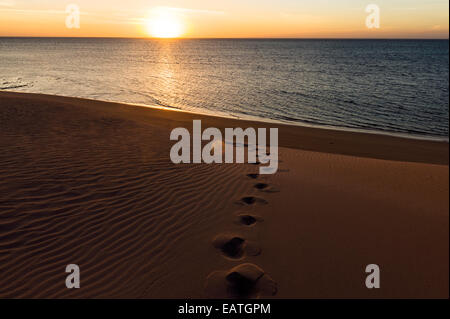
[204,263,277,298]
[254,183,280,193]
[254,183,269,190]
[214,236,245,258]
[247,173,259,179]
[237,196,268,205]
[235,213,263,226]
[213,234,261,259]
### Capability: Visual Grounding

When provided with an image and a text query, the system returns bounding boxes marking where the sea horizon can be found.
[1,36,449,39]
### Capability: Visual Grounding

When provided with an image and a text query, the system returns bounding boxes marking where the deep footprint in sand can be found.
[237,196,268,206]
[213,234,261,259]
[254,183,280,193]
[254,183,269,190]
[235,213,263,226]
[204,263,277,298]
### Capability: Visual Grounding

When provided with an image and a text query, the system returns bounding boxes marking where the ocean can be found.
[0,38,448,139]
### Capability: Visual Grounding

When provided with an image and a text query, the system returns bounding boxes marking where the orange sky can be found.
[0,0,448,38]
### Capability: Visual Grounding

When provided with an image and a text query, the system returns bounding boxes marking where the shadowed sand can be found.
[0,92,448,298]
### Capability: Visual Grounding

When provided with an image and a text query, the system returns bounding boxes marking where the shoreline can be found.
[121,100,450,143]
[3,90,449,143]
[1,91,448,165]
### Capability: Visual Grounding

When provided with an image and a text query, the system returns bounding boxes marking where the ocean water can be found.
[0,38,448,139]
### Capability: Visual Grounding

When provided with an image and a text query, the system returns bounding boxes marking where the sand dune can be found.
[0,92,448,298]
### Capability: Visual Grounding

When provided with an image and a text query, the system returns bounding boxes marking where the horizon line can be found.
[0,36,449,40]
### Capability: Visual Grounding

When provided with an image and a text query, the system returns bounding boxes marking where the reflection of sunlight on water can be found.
[152,41,176,98]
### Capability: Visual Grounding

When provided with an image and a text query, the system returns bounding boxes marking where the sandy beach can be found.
[0,91,448,298]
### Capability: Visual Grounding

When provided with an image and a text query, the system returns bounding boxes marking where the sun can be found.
[146,9,184,38]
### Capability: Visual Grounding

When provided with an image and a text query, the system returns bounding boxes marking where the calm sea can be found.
[0,38,448,139]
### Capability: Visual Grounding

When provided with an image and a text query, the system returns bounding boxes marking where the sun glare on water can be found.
[146,8,184,38]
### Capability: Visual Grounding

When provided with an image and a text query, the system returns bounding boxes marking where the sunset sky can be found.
[0,0,448,38]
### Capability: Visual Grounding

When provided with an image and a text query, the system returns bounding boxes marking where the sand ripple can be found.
[0,97,251,298]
